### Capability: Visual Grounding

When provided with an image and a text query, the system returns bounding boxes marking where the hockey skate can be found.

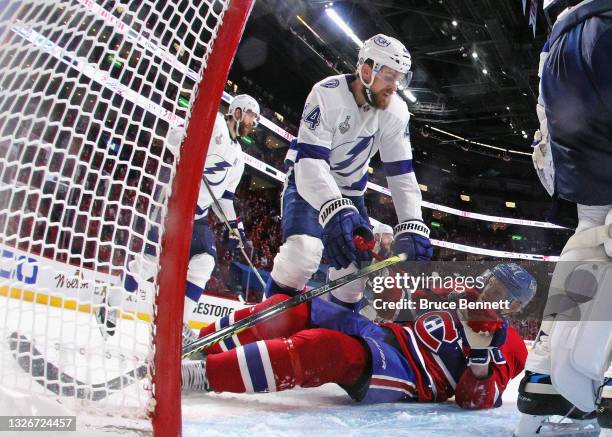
[181,360,210,392]
[514,371,600,436]
[598,378,611,429]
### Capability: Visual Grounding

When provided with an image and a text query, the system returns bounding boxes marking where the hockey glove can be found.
[222,219,246,255]
[393,220,433,261]
[319,198,374,270]
[456,290,508,366]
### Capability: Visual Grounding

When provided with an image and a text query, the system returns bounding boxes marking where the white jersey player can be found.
[515,0,612,435]
[266,34,432,308]
[97,94,260,339]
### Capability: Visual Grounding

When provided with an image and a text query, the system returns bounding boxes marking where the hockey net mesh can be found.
[0,0,230,421]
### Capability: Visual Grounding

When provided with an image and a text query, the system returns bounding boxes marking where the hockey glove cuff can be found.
[319,198,374,269]
[393,220,433,261]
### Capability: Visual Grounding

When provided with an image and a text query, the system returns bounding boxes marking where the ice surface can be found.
[3,294,610,436]
[182,373,524,436]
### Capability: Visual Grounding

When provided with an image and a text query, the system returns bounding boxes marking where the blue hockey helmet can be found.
[489,263,537,310]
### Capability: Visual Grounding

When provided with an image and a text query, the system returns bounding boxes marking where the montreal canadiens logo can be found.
[203,154,232,186]
[414,311,459,353]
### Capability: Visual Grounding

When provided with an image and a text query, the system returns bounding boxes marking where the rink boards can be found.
[0,243,248,329]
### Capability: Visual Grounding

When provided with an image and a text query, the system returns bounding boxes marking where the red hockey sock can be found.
[207,328,368,394]
[198,294,310,354]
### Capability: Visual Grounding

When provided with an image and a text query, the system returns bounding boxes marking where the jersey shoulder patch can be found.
[320,78,340,89]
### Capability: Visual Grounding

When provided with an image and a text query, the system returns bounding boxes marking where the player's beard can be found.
[369,88,392,110]
[238,121,252,137]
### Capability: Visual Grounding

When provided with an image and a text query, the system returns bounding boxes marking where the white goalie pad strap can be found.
[318,198,358,227]
[394,220,430,239]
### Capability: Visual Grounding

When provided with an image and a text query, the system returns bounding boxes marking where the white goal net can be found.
[0,0,250,433]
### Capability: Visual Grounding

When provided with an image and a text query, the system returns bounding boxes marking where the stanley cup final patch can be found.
[339,115,351,134]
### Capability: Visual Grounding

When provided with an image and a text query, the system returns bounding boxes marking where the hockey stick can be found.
[201,178,267,289]
[8,332,148,401]
[181,252,407,358]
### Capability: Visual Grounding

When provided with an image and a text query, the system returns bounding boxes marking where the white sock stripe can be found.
[213,319,229,352]
[256,341,277,392]
[231,334,242,347]
[228,313,242,347]
[236,346,254,393]
[371,375,417,388]
[369,385,415,397]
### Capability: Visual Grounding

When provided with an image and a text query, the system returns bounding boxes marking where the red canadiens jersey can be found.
[383,285,528,408]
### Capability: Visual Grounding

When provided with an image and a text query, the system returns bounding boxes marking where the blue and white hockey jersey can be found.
[289,74,423,223]
[195,112,244,221]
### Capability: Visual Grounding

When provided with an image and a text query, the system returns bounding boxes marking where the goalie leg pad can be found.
[534,223,612,413]
[270,234,323,291]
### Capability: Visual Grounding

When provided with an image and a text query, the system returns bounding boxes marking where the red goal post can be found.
[154,0,254,434]
[0,0,254,435]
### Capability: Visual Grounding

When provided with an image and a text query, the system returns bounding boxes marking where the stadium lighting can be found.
[482,68,488,74]
[452,20,458,26]
[471,51,478,59]
[325,8,363,47]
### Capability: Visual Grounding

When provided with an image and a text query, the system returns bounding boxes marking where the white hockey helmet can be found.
[227,94,260,128]
[357,34,413,89]
[373,223,393,236]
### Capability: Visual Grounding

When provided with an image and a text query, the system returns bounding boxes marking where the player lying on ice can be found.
[182,263,536,409]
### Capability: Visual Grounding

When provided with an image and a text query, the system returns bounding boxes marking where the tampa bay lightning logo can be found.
[203,154,231,186]
[372,35,391,47]
[321,79,339,88]
[331,135,375,177]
